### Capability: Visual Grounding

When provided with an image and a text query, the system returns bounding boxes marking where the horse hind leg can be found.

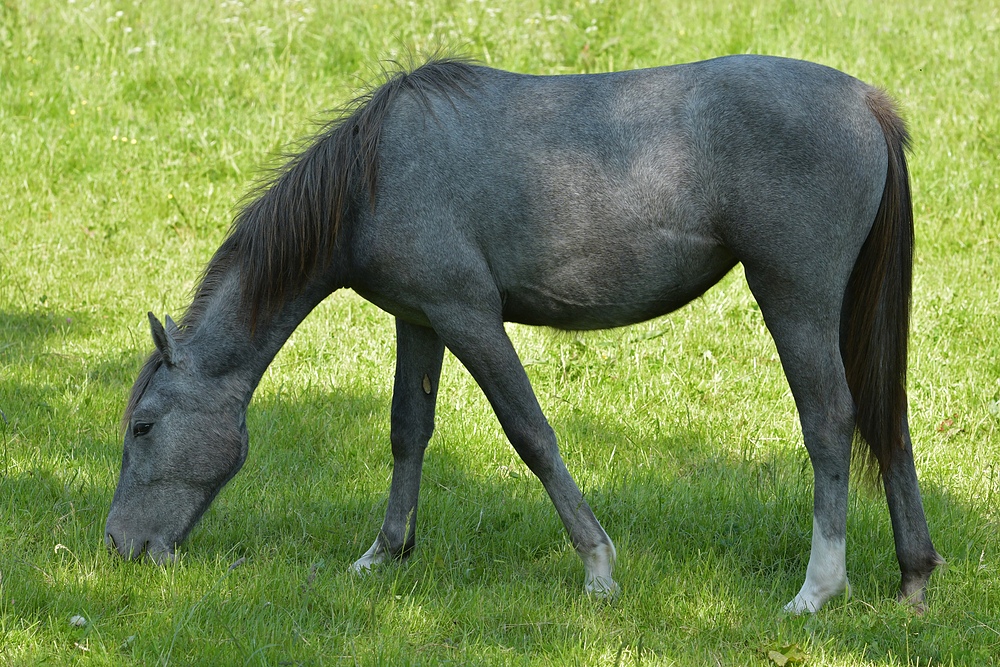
[352,319,445,572]
[744,273,856,612]
[884,415,943,611]
[780,347,856,614]
[747,276,941,612]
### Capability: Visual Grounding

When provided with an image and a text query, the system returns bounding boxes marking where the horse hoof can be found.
[783,582,850,615]
[783,596,819,615]
[896,588,929,615]
[585,576,620,601]
[351,541,386,574]
[350,559,373,574]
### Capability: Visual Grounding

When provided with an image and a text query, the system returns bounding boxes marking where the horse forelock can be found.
[212,55,481,331]
[122,351,163,435]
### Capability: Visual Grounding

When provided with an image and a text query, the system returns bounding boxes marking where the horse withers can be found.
[105,55,942,613]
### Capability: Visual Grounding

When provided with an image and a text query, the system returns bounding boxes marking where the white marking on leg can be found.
[350,539,386,574]
[784,515,849,614]
[582,540,619,599]
[352,509,415,574]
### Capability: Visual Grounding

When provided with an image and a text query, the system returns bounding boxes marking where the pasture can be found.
[1,0,998,664]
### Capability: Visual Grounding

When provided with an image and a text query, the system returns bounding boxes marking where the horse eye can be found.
[132,422,153,438]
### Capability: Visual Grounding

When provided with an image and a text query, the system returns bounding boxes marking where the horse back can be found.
[349,56,886,330]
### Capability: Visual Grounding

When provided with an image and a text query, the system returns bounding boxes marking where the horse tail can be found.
[841,88,915,482]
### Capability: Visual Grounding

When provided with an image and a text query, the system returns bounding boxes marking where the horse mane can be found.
[123,56,479,432]
[223,56,477,330]
[218,54,479,331]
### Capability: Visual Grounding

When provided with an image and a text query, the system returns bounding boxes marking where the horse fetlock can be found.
[897,552,943,612]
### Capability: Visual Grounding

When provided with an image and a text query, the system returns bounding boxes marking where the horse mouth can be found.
[105,531,176,564]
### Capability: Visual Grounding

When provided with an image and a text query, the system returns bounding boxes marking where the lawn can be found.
[1,0,998,664]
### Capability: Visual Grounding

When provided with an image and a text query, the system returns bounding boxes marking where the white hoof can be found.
[585,574,620,600]
[785,518,849,613]
[784,592,822,615]
[350,540,386,574]
[784,578,850,614]
[581,541,618,599]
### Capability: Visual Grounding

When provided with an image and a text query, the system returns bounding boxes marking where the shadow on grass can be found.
[0,308,151,642]
[0,305,145,495]
[1,314,995,664]
[168,378,992,664]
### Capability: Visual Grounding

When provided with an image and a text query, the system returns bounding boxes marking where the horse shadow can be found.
[0,307,985,664]
[175,375,981,664]
[190,372,966,607]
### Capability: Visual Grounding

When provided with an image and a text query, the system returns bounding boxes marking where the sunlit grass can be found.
[1,0,998,664]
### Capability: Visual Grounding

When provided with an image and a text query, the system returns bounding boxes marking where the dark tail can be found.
[842,89,915,481]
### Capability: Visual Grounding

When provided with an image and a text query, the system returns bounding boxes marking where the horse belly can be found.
[500,234,737,330]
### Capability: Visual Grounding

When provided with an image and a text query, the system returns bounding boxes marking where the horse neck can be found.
[184,258,341,401]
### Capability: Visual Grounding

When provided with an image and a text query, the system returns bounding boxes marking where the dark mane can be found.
[221,54,479,331]
[123,56,479,432]
[227,59,474,328]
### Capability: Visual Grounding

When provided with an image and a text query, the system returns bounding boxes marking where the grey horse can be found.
[106,55,942,613]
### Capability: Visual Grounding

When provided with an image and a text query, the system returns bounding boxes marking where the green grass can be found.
[1,0,999,664]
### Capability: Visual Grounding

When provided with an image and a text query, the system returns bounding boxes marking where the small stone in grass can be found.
[69,615,87,627]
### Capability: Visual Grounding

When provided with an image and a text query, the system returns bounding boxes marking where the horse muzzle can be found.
[104,519,176,564]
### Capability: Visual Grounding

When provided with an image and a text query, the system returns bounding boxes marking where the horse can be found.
[105,55,942,613]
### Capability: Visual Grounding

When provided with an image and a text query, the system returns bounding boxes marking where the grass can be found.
[1,0,998,664]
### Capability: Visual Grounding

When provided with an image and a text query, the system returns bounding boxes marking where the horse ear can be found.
[148,312,185,367]
[165,314,181,337]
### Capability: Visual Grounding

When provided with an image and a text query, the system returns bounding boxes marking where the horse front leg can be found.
[427,307,618,597]
[352,318,444,572]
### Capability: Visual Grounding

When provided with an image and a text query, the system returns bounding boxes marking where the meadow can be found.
[1,0,998,664]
